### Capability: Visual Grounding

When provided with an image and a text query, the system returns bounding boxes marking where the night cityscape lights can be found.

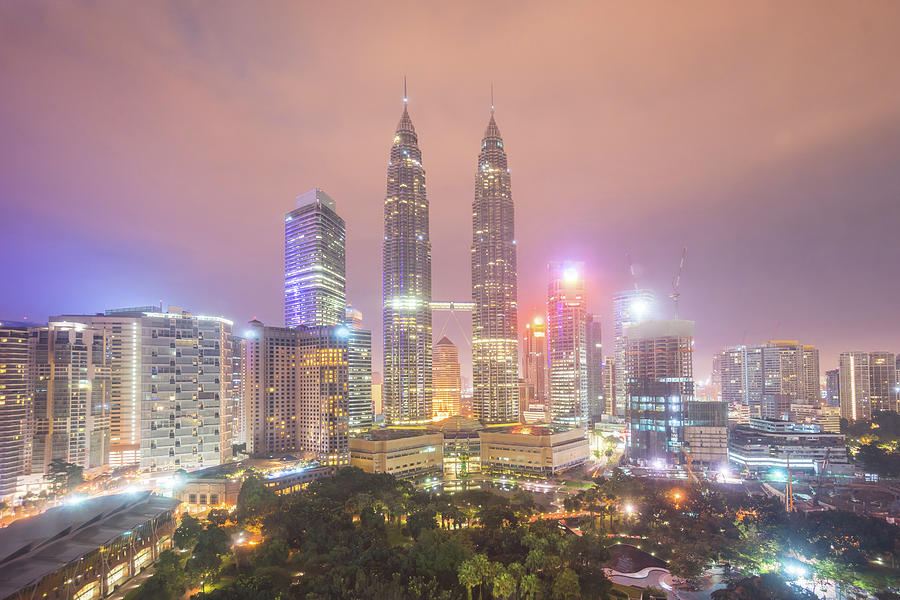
[1,4,899,600]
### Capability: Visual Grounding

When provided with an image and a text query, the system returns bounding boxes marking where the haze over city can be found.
[3,2,900,382]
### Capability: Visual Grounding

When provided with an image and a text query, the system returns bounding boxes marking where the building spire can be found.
[396,76,415,135]
[403,75,408,105]
[490,82,494,114]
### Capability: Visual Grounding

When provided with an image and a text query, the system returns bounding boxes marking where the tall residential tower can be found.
[382,92,432,424]
[472,107,519,424]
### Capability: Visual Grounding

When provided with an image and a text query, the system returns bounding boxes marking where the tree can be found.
[520,573,541,600]
[492,564,517,600]
[552,568,582,600]
[235,473,277,524]
[174,513,204,549]
[46,459,83,494]
[207,508,231,526]
[459,558,481,600]
[187,524,231,587]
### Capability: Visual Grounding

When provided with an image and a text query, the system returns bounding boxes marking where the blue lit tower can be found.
[284,189,346,328]
[382,87,432,425]
[472,103,519,424]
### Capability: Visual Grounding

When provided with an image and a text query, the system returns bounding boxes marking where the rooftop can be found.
[0,492,180,599]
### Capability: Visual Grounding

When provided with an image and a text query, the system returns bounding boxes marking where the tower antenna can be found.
[403,75,408,104]
[491,82,494,113]
[670,247,687,318]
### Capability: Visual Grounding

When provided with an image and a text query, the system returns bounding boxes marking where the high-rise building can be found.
[345,308,373,432]
[585,314,604,422]
[839,351,897,420]
[0,322,32,498]
[471,106,519,425]
[522,316,549,408]
[244,320,349,465]
[382,93,432,425]
[30,321,111,472]
[138,308,233,471]
[825,368,840,408]
[612,289,654,417]
[625,319,695,465]
[433,336,462,420]
[284,189,346,328]
[53,309,145,466]
[601,357,617,415]
[232,336,247,445]
[870,352,897,413]
[719,341,818,419]
[547,262,587,426]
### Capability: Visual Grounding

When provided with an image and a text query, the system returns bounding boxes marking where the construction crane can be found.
[815,447,832,500]
[670,247,687,318]
[785,452,795,512]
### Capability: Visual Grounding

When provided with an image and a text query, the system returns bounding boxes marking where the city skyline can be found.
[3,3,900,381]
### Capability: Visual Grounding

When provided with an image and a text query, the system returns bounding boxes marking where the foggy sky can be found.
[2,1,899,381]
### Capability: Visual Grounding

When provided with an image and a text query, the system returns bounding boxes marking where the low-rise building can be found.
[349,430,443,478]
[728,418,847,473]
[0,492,179,600]
[480,425,589,476]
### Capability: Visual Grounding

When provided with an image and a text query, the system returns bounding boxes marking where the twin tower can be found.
[383,95,519,426]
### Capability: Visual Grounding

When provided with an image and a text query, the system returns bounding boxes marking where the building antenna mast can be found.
[670,247,687,318]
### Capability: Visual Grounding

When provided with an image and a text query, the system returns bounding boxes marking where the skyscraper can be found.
[244,320,349,465]
[547,262,587,425]
[30,321,111,471]
[284,188,346,328]
[382,91,432,425]
[825,368,840,407]
[585,314,604,422]
[346,307,373,432]
[522,316,549,408]
[612,289,655,417]
[472,105,519,425]
[0,322,32,498]
[839,351,897,420]
[625,319,695,465]
[433,336,461,420]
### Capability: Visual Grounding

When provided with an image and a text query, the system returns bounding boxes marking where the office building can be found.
[345,308,373,432]
[0,323,32,499]
[612,289,655,417]
[522,316,549,407]
[30,321,111,472]
[471,106,519,425]
[480,425,589,476]
[547,262,587,425]
[625,319,695,465]
[683,400,728,466]
[232,336,247,445]
[825,368,840,408]
[349,430,444,479]
[586,314,603,422]
[244,320,349,466]
[284,188,346,328]
[729,418,848,474]
[382,93,433,425]
[432,336,461,420]
[719,340,819,420]
[840,351,898,421]
[138,307,233,472]
[602,357,617,415]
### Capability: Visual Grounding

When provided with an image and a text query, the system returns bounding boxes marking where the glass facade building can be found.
[0,323,32,498]
[471,109,519,425]
[382,97,432,425]
[547,262,587,426]
[284,189,346,329]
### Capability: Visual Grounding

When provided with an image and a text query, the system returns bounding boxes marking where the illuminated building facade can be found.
[345,307,373,432]
[839,350,897,420]
[472,107,519,424]
[30,321,111,471]
[0,323,32,498]
[729,418,847,473]
[138,308,233,471]
[585,314,603,422]
[432,335,462,420]
[547,262,587,426]
[52,310,145,466]
[522,317,548,408]
[720,340,819,419]
[232,336,247,445]
[612,289,655,417]
[382,95,432,425]
[245,320,349,466]
[825,368,840,407]
[625,319,695,465]
[284,188,346,328]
